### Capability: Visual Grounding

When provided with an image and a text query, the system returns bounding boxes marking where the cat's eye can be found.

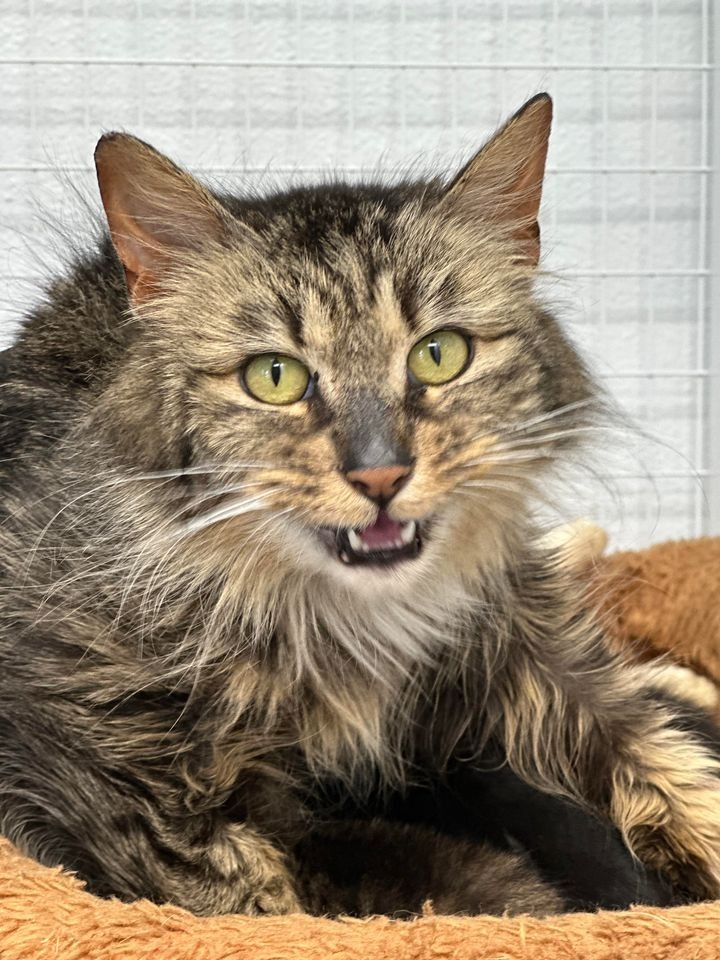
[407,329,470,386]
[243,354,312,405]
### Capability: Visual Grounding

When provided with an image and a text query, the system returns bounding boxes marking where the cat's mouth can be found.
[333,511,422,566]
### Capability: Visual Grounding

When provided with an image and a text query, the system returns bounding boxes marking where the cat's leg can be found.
[27,807,299,916]
[0,725,300,915]
[605,672,720,898]
[324,767,674,910]
[293,819,563,917]
[173,819,302,915]
[29,810,299,915]
[406,767,676,911]
[491,644,720,900]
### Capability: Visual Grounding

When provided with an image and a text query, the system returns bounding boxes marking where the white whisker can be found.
[500,399,596,436]
[460,479,526,495]
[177,495,271,536]
[466,399,596,447]
[491,424,625,451]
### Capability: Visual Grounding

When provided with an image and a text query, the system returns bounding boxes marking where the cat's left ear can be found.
[440,93,552,267]
[94,132,233,304]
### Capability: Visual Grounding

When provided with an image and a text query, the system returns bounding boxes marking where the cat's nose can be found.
[344,464,413,504]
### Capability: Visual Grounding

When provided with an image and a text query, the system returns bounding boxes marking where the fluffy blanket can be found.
[1,536,719,960]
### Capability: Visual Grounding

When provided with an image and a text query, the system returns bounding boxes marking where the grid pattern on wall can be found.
[0,0,715,549]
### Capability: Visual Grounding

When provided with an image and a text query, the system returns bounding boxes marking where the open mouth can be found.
[335,510,422,566]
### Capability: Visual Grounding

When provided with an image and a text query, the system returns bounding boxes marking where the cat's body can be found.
[0,95,719,916]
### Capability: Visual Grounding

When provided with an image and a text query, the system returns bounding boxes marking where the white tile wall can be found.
[0,0,715,549]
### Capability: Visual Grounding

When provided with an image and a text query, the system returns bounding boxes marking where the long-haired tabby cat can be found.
[0,93,718,917]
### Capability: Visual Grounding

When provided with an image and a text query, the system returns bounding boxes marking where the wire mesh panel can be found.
[0,0,715,548]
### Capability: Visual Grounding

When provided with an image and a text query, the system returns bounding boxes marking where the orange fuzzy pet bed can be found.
[1,536,720,960]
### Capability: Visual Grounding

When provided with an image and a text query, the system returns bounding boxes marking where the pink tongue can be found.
[357,510,404,550]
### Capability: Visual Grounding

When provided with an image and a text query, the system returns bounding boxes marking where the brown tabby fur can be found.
[0,94,718,917]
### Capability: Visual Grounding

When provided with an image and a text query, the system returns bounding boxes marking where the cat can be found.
[0,92,718,917]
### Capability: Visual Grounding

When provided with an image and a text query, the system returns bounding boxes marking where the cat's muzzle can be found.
[334,510,422,567]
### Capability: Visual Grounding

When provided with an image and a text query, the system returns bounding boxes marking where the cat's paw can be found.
[613,752,720,900]
[632,823,720,902]
[249,870,302,915]
[209,823,302,915]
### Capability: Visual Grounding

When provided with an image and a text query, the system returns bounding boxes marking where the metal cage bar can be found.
[708,1,720,532]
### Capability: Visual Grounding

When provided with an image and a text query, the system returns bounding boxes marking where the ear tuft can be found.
[94,132,230,303]
[440,93,553,266]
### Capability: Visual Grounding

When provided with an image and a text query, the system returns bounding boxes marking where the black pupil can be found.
[271,358,282,386]
[428,339,441,366]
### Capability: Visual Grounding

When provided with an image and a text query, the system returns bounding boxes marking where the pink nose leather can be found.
[344,464,412,503]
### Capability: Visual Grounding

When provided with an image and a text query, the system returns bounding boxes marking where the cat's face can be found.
[95,95,593,599]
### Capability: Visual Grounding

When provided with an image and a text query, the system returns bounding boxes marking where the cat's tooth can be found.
[400,521,416,546]
[348,529,364,552]
[339,551,351,563]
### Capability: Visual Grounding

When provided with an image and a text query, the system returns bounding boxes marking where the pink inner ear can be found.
[95,132,230,304]
[111,216,156,278]
[440,96,552,267]
[101,205,168,303]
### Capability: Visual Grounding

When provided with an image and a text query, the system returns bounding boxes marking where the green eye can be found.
[407,329,470,385]
[243,354,311,405]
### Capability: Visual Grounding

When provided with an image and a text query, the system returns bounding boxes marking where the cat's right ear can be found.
[94,133,231,304]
